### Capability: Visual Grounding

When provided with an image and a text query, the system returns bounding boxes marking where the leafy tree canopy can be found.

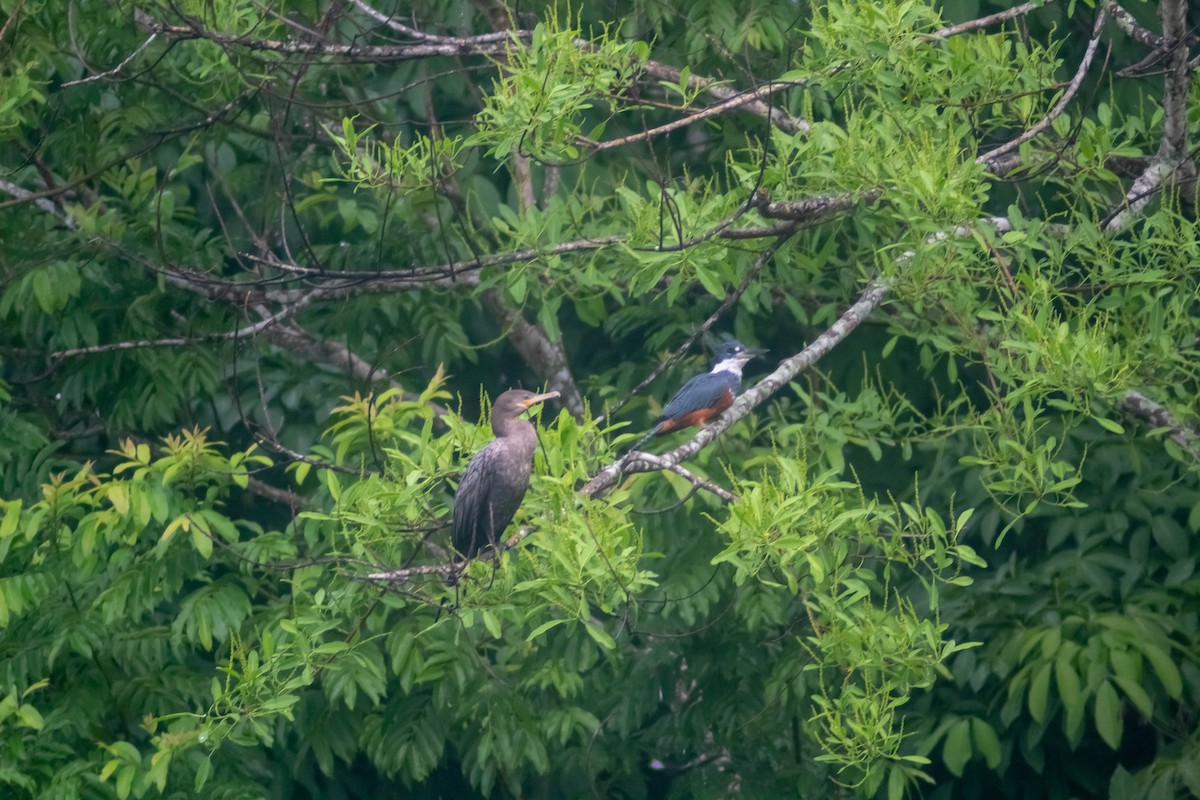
[1,0,1198,798]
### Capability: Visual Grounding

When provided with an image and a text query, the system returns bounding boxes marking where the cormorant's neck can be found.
[493,414,534,438]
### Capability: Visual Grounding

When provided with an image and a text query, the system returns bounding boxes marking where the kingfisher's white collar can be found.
[711,357,746,376]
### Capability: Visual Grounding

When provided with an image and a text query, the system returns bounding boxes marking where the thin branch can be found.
[254,235,625,292]
[359,562,458,581]
[977,6,1108,165]
[136,11,513,61]
[246,476,309,510]
[141,9,811,140]
[257,189,863,304]
[261,320,387,385]
[345,0,514,45]
[621,451,738,502]
[0,178,76,227]
[590,82,800,152]
[61,34,159,87]
[929,1,1054,39]
[1104,1,1165,49]
[49,293,318,360]
[1103,160,1172,233]
[638,60,810,135]
[0,0,26,46]
[760,190,882,221]
[357,526,533,583]
[583,280,892,498]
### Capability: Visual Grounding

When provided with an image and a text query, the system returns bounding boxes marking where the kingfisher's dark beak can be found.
[519,391,560,409]
[746,345,767,357]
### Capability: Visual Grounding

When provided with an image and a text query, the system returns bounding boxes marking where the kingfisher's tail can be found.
[623,423,662,455]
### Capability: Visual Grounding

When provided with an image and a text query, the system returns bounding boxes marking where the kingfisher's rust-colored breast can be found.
[655,386,735,434]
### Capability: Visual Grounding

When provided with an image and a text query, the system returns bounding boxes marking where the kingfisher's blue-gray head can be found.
[709,339,765,376]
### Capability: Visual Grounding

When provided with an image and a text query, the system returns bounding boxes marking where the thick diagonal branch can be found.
[1121,390,1200,459]
[480,289,586,417]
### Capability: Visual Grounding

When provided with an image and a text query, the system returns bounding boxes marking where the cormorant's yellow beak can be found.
[519,390,560,409]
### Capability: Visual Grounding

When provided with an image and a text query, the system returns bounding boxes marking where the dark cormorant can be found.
[451,389,559,560]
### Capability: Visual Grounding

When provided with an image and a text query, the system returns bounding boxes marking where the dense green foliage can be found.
[2,0,1199,797]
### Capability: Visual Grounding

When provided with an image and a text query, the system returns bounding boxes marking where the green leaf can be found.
[1139,643,1182,698]
[1093,681,1122,750]
[194,757,212,792]
[970,718,1001,769]
[1054,652,1082,721]
[1028,661,1052,723]
[942,718,971,776]
[1111,675,1153,717]
[583,620,615,650]
[115,765,135,800]
[15,704,43,730]
[527,618,567,641]
[190,525,214,559]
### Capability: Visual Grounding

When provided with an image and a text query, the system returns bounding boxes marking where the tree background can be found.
[1,0,1199,798]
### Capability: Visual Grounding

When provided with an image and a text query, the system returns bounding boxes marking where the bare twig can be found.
[357,525,534,582]
[61,34,159,87]
[930,1,1054,39]
[345,0,513,45]
[50,293,318,360]
[591,82,801,152]
[254,236,625,293]
[0,0,26,45]
[359,562,458,581]
[246,476,309,510]
[620,451,738,502]
[639,60,810,135]
[760,190,882,221]
[136,11,513,61]
[977,6,1108,165]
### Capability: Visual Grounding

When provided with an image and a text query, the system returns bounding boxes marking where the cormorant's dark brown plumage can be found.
[452,389,559,560]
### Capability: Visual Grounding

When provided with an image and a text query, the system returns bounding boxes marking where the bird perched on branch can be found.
[632,339,764,449]
[452,389,559,561]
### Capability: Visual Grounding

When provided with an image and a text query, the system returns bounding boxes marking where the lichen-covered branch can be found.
[1121,389,1200,460]
[1106,0,1195,233]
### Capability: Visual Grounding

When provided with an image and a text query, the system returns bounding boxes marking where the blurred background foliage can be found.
[1,0,1198,797]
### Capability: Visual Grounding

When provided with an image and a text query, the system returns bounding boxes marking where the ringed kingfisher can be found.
[639,339,765,444]
[452,389,559,560]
